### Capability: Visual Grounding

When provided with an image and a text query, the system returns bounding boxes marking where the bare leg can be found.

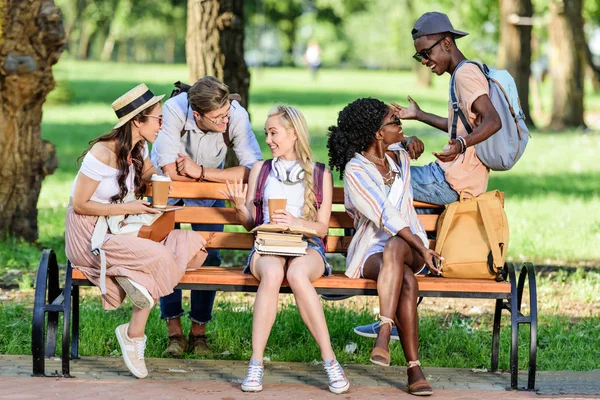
[286,249,334,361]
[362,237,414,354]
[249,253,286,362]
[128,306,152,338]
[396,266,427,384]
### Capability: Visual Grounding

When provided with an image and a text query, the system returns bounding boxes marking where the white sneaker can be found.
[115,277,154,309]
[241,359,264,392]
[115,323,148,379]
[324,359,350,394]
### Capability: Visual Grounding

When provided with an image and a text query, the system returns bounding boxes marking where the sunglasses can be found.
[380,115,401,129]
[412,36,447,62]
[147,114,163,123]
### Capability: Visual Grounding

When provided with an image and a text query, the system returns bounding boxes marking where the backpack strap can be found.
[253,160,273,227]
[313,162,325,208]
[450,60,486,139]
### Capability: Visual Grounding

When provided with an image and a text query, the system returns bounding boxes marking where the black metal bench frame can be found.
[32,248,538,390]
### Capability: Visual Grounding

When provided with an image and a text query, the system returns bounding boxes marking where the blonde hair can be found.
[268,105,317,221]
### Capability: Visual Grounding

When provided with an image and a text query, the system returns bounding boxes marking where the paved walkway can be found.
[1,355,598,399]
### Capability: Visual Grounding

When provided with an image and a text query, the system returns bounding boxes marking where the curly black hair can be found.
[327,98,388,178]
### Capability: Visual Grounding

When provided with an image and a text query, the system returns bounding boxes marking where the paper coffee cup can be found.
[268,198,287,222]
[151,174,171,209]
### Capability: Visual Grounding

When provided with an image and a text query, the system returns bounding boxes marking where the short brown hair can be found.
[188,76,230,114]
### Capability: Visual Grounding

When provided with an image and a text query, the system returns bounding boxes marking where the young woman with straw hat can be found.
[65,84,208,378]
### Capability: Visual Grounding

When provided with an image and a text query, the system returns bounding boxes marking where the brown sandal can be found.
[407,360,433,396]
[370,346,391,367]
[369,315,394,367]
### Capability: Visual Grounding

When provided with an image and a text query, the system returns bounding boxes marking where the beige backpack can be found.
[435,190,509,280]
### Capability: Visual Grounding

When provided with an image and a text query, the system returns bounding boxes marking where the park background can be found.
[0,0,599,374]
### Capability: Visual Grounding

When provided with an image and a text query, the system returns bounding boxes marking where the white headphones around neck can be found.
[272,158,304,184]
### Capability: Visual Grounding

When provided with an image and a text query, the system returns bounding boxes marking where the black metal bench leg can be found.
[519,263,537,390]
[508,265,519,389]
[71,279,80,360]
[44,256,61,358]
[491,298,502,372]
[32,250,54,376]
[62,262,73,377]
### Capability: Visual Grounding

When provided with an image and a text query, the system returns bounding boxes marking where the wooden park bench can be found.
[32,182,538,390]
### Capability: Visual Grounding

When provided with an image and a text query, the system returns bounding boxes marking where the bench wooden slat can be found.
[145,182,442,208]
[173,208,355,228]
[172,208,439,231]
[71,268,510,294]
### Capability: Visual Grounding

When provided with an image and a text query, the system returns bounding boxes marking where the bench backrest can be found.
[146,182,444,253]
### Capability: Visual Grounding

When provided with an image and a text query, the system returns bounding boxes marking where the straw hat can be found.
[111,84,165,129]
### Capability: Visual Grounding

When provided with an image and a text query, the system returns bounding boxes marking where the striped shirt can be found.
[344,143,428,279]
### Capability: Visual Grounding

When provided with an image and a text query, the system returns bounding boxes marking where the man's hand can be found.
[433,140,461,163]
[391,96,422,120]
[176,153,202,179]
[402,136,424,160]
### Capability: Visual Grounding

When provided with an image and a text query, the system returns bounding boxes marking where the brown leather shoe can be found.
[162,334,187,358]
[188,334,213,356]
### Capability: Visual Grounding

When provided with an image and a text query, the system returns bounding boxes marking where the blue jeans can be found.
[159,199,225,324]
[410,162,459,207]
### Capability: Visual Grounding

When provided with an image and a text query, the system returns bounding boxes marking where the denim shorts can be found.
[244,238,332,277]
[410,162,459,206]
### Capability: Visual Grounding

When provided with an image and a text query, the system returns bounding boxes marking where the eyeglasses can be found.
[412,36,447,62]
[380,115,401,129]
[202,102,235,125]
[147,114,163,123]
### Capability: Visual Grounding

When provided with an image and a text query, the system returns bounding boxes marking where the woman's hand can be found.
[420,248,443,275]
[270,210,300,226]
[391,96,422,120]
[219,179,248,210]
[123,200,162,215]
[402,136,425,160]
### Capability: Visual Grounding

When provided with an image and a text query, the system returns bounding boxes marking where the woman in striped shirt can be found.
[327,98,442,396]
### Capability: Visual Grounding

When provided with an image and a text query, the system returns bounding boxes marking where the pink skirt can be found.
[65,204,207,310]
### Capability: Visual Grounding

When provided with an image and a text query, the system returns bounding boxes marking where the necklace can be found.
[361,151,386,163]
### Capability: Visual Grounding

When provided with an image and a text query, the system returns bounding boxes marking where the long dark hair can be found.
[327,98,387,179]
[78,105,156,203]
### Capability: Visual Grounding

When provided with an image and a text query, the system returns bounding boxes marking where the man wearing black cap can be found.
[395,12,501,205]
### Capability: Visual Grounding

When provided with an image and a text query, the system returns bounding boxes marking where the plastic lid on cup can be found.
[151,174,171,182]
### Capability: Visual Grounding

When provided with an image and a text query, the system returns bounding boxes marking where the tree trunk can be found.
[77,19,93,59]
[0,0,64,241]
[405,0,432,88]
[497,0,535,128]
[548,0,586,130]
[187,0,251,168]
[186,0,249,108]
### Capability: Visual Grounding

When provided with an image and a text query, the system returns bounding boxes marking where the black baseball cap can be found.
[411,12,469,40]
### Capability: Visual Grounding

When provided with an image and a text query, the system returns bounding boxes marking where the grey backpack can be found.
[450,60,529,171]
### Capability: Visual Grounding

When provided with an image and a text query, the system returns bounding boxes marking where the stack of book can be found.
[252,224,318,257]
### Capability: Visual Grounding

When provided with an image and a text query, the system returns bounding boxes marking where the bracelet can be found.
[197,165,205,182]
[457,136,467,154]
